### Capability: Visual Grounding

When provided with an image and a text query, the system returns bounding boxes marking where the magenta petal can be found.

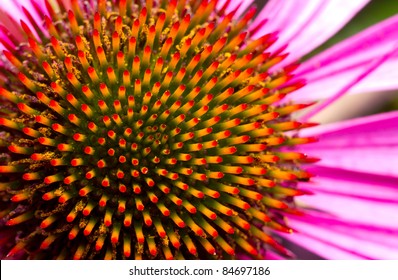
[289,14,398,103]
[349,58,398,93]
[298,166,398,227]
[0,1,23,21]
[237,249,285,260]
[0,8,27,45]
[216,0,254,18]
[284,211,398,259]
[0,0,47,46]
[252,0,369,63]
[287,113,398,259]
[299,111,398,177]
[282,231,365,259]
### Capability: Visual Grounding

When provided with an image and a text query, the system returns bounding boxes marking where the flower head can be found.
[0,0,316,259]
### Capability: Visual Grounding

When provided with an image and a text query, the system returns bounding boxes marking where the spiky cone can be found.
[0,0,314,260]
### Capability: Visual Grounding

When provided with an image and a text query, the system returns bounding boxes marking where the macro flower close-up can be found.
[0,0,397,260]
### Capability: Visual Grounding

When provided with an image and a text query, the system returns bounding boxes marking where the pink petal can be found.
[299,111,398,177]
[350,58,398,93]
[0,0,47,47]
[298,166,398,228]
[217,0,254,18]
[0,6,26,44]
[262,250,285,260]
[0,1,24,21]
[284,211,398,259]
[1,0,44,22]
[238,249,285,260]
[289,14,398,104]
[252,0,369,62]
[282,231,364,259]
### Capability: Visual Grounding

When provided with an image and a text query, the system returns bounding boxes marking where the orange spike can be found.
[3,50,23,70]
[184,216,203,236]
[230,215,251,231]
[67,10,79,34]
[96,46,108,67]
[95,235,106,251]
[248,207,271,223]
[6,211,33,226]
[93,12,101,31]
[117,51,125,69]
[182,235,197,255]
[68,225,80,240]
[262,196,289,209]
[111,223,121,244]
[40,215,57,229]
[165,227,180,249]
[162,246,174,260]
[92,29,102,49]
[134,223,145,243]
[236,236,258,256]
[123,233,131,257]
[112,31,120,53]
[215,236,235,256]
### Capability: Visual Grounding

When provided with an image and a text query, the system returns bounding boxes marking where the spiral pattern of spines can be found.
[0,0,316,260]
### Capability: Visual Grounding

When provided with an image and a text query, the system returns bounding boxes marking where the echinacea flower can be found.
[0,0,397,260]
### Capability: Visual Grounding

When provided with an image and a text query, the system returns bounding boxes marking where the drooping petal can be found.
[298,111,398,177]
[289,14,398,104]
[252,0,369,62]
